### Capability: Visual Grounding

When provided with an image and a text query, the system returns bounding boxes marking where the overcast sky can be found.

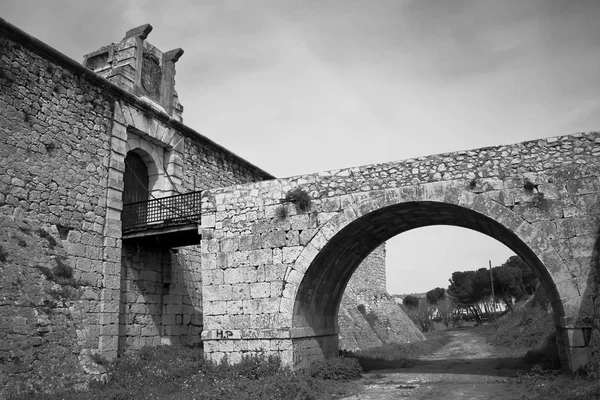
[3,1,600,294]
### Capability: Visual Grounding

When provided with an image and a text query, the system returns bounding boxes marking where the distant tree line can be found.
[400,255,539,330]
[447,255,537,323]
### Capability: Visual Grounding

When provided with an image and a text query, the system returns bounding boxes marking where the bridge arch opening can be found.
[292,201,563,365]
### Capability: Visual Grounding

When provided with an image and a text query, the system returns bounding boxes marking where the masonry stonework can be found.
[2,14,600,395]
[0,19,273,395]
[338,245,425,350]
[200,131,600,371]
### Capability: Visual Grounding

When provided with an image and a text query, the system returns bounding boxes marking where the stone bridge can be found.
[199,132,600,371]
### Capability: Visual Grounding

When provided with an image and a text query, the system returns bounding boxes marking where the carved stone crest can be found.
[141,52,162,97]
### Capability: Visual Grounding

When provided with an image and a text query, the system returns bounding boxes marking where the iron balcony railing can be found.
[122,191,202,233]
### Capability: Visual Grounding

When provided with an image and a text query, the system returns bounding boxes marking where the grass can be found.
[487,289,560,370]
[485,287,600,399]
[7,348,363,400]
[341,330,452,371]
[515,373,600,400]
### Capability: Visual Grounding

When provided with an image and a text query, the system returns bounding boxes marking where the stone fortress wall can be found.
[0,18,418,394]
[339,245,426,350]
[0,19,273,393]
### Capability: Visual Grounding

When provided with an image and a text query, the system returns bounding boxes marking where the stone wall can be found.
[183,137,271,192]
[338,245,425,350]
[0,19,274,395]
[0,26,115,395]
[0,215,92,394]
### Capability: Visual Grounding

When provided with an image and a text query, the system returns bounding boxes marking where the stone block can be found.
[201,253,217,269]
[220,236,239,252]
[231,283,251,300]
[262,230,286,248]
[226,300,244,314]
[289,214,310,230]
[243,299,262,314]
[202,285,220,302]
[250,282,271,299]
[282,246,303,264]
[568,347,590,371]
[249,249,273,266]
[224,268,246,284]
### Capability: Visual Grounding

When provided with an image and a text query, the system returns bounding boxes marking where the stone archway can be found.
[290,186,578,368]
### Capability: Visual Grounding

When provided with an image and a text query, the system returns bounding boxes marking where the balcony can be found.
[121,191,202,248]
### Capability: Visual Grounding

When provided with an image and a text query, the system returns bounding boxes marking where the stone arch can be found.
[289,183,575,365]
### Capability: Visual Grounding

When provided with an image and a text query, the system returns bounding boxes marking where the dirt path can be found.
[343,329,529,400]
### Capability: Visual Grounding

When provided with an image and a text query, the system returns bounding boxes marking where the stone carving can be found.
[141,52,162,98]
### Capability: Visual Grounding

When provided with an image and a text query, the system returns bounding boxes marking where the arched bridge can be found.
[199,131,600,371]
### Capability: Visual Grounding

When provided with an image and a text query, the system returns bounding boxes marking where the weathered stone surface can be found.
[3,16,600,394]
[0,20,272,396]
[0,215,88,394]
[338,245,425,351]
[200,131,600,370]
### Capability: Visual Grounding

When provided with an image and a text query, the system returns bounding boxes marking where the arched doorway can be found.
[122,151,150,228]
[123,151,149,204]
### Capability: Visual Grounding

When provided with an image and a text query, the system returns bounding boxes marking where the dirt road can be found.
[343,329,529,400]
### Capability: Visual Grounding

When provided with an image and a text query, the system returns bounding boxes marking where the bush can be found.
[284,188,312,213]
[37,257,78,288]
[218,353,282,380]
[0,244,7,262]
[306,356,362,381]
[37,228,58,248]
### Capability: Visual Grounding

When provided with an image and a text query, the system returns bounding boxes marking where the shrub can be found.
[0,244,7,262]
[275,205,289,220]
[306,356,362,381]
[36,258,80,298]
[37,228,58,248]
[230,353,282,380]
[523,180,538,192]
[284,188,312,213]
[364,312,378,329]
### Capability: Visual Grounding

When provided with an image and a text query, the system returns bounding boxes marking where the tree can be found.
[436,297,456,328]
[426,287,446,305]
[504,255,537,295]
[402,295,419,309]
[492,264,522,311]
[447,271,484,324]
[491,256,539,311]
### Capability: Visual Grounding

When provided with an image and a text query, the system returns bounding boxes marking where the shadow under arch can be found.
[292,200,565,365]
